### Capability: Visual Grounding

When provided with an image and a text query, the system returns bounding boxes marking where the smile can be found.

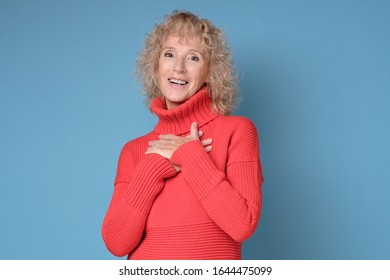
[169,78,188,85]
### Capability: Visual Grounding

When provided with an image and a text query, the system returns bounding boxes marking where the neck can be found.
[151,86,220,135]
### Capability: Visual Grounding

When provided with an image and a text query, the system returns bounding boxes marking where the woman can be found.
[102,10,263,260]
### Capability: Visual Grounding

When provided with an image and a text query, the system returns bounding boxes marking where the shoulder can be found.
[215,115,260,163]
[217,115,256,126]
[122,133,153,149]
[217,115,258,135]
[119,132,154,159]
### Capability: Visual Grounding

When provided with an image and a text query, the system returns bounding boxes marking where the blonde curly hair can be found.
[136,10,238,115]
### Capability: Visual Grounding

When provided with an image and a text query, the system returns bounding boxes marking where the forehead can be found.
[162,34,207,54]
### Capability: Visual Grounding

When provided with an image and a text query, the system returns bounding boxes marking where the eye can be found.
[163,52,173,58]
[188,55,199,61]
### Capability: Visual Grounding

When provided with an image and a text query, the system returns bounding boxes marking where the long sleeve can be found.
[170,118,263,242]
[102,88,263,259]
[102,143,177,257]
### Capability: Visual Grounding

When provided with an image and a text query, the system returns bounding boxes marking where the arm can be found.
[101,144,176,257]
[171,119,263,242]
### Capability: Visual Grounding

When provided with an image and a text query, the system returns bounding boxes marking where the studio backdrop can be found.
[1,0,389,259]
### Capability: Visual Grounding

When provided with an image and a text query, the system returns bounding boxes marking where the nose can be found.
[173,57,186,73]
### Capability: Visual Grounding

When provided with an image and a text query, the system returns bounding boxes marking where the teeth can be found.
[169,78,188,85]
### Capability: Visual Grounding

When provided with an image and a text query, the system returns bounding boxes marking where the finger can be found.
[190,122,199,139]
[159,134,179,140]
[201,138,212,146]
[198,130,204,137]
[145,146,155,154]
[148,140,170,148]
[171,163,181,172]
[148,140,155,146]
[145,145,162,153]
[204,146,212,152]
[145,146,173,159]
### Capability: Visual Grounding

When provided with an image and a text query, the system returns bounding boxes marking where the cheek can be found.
[199,70,209,84]
[199,64,209,82]
[157,59,168,74]
[157,66,166,82]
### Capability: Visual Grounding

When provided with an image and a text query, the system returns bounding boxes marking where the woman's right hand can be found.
[173,128,212,172]
[145,122,212,172]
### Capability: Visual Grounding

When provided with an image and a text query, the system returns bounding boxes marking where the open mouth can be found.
[169,78,188,85]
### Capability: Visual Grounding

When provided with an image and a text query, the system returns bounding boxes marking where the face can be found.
[157,34,209,109]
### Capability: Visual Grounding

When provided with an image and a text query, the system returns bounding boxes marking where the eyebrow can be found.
[161,46,204,56]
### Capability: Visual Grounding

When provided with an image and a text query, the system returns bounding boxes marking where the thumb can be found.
[190,122,199,139]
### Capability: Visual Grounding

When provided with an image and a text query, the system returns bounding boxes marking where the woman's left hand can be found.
[145,122,212,171]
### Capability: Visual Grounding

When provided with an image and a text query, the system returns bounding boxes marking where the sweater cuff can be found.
[171,141,225,201]
[124,154,177,212]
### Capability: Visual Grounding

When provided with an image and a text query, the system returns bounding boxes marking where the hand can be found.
[145,122,212,172]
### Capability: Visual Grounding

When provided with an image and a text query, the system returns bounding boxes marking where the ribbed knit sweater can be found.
[102,87,263,259]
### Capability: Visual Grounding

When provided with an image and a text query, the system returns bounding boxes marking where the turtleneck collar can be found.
[151,86,220,135]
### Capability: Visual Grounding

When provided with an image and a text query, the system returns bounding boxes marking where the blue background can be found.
[1,0,389,260]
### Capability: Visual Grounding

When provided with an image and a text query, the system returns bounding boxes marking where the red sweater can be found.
[102,87,263,259]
